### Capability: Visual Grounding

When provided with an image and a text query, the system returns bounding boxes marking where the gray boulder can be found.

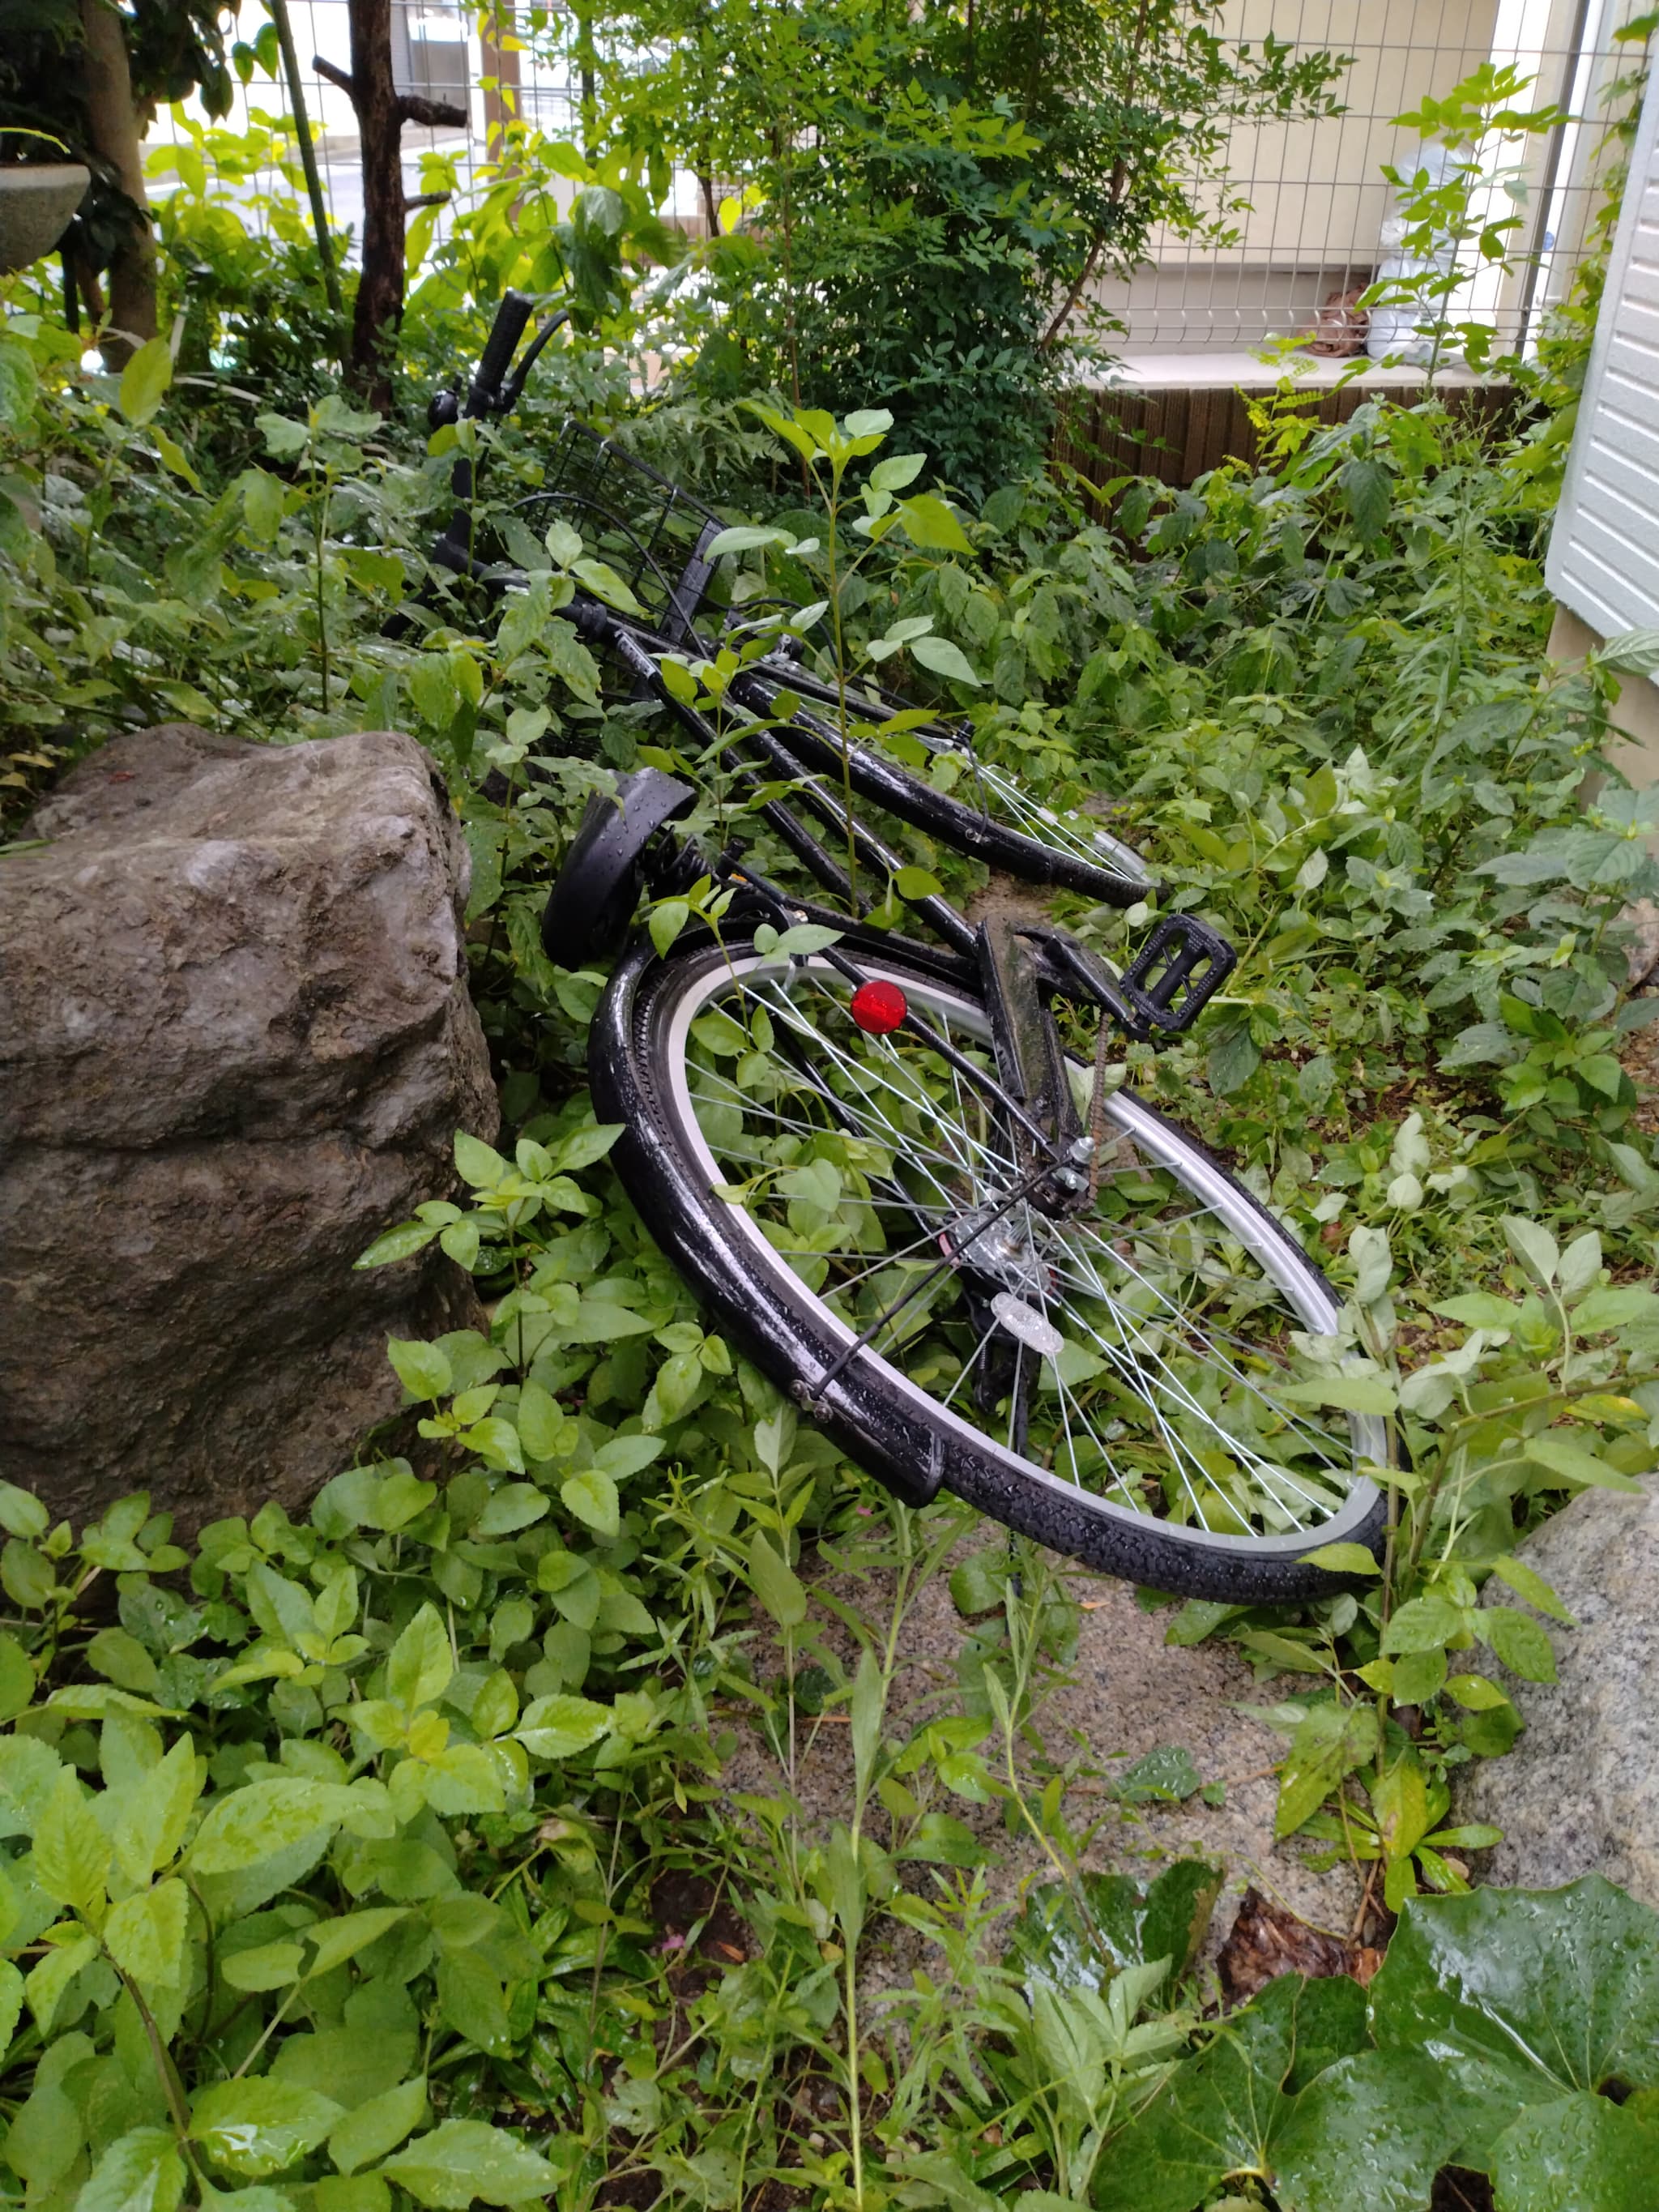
[1461,1475,1659,1908]
[0,724,497,1531]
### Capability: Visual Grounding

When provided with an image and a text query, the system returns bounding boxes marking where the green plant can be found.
[573,0,1349,493]
[1090,1878,1659,2211]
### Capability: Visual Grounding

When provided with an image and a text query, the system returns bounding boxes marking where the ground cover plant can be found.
[6,28,1659,2212]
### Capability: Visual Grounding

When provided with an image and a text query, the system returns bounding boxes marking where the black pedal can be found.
[1120,915,1236,1032]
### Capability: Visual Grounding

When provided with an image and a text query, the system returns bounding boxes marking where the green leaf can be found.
[1482,1605,1558,1683]
[220,1940,305,1992]
[25,1932,97,2032]
[1571,1286,1659,1332]
[187,1779,355,1876]
[1273,2053,1478,2212]
[305,1907,409,1977]
[514,1693,612,1759]
[514,1380,566,1462]
[118,338,173,427]
[386,1339,453,1402]
[1382,1594,1468,1655]
[1489,2090,1659,2212]
[317,2180,392,2212]
[1446,1672,1514,1711]
[1502,1216,1559,1287]
[380,2120,561,2208]
[454,1132,509,1188]
[1298,1543,1383,1576]
[328,2079,429,2176]
[747,1531,807,1628]
[0,1482,48,1539]
[472,1484,549,1536]
[1275,1702,1380,1838]
[1371,1877,1659,2137]
[387,1603,453,1711]
[650,899,689,958]
[1207,1018,1260,1095]
[1341,455,1392,540]
[909,634,981,687]
[1434,1292,1524,1329]
[870,451,926,492]
[437,1950,511,2055]
[572,557,644,615]
[560,1467,620,1539]
[1489,1554,1574,1625]
[257,411,309,456]
[87,1626,161,1697]
[893,865,944,900]
[1093,1975,1362,2212]
[76,2127,187,2212]
[704,523,791,557]
[1113,1744,1202,1804]
[356,1221,440,1269]
[1524,1434,1641,1492]
[895,1811,986,1866]
[0,1958,22,2059]
[103,1877,189,1987]
[1282,1376,1398,1414]
[896,493,973,552]
[0,1632,34,1722]
[190,2081,343,2180]
[33,1769,110,1913]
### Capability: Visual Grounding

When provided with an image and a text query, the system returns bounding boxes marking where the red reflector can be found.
[850,980,908,1035]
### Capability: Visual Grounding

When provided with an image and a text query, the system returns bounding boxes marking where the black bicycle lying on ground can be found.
[420,291,1394,1603]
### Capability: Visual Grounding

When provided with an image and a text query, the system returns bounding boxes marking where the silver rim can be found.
[659,951,1384,1558]
[962,758,1150,884]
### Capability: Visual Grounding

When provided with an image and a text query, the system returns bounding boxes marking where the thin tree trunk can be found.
[79,0,156,360]
[319,0,464,408]
[346,0,402,405]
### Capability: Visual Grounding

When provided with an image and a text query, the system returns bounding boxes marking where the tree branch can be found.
[396,93,467,127]
[313,53,356,98]
[1042,230,1105,349]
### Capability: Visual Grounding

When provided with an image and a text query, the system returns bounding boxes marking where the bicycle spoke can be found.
[679,955,1363,1539]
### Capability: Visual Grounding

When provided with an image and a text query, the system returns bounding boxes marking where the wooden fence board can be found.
[1052,379,1516,489]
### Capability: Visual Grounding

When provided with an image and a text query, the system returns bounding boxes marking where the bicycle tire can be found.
[592,935,1391,1602]
[731,668,1153,901]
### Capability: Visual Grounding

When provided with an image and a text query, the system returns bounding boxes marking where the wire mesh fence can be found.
[1094,0,1653,357]
[144,2,706,256]
[143,0,1649,361]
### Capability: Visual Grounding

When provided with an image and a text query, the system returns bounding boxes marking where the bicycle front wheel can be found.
[730,667,1153,900]
[594,937,1389,1601]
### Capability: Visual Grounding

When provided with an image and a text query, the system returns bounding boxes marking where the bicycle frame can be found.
[418,295,1239,1185]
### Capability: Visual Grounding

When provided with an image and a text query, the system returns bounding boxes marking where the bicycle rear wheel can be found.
[594,937,1390,1601]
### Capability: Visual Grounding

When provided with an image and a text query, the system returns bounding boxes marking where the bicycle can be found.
[424,293,1394,1603]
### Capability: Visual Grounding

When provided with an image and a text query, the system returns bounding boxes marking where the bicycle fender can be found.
[541,768,696,967]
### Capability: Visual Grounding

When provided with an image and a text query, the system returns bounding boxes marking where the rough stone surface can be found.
[722,1531,1362,2003]
[1460,1475,1659,1908]
[0,724,497,1530]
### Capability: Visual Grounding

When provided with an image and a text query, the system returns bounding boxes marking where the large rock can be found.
[0,724,497,1531]
[1461,1476,1659,1907]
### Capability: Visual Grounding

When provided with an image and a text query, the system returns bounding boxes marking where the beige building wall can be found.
[1093,0,1637,352]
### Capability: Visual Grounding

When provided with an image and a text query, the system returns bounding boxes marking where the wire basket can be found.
[511,421,723,639]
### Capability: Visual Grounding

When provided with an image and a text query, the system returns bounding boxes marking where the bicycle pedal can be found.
[1120,914,1237,1032]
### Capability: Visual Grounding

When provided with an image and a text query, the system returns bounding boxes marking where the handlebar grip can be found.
[475,290,534,394]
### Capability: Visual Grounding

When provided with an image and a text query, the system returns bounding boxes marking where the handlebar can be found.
[468,289,535,414]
